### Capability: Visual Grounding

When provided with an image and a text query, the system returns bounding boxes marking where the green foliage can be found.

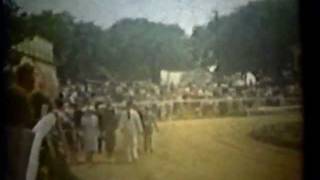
[9,10,193,82]
[7,0,299,82]
[105,19,193,81]
[191,0,299,79]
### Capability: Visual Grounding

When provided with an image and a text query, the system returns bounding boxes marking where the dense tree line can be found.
[5,0,300,83]
[6,2,193,83]
[192,0,300,79]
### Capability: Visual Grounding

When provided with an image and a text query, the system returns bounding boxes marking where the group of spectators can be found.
[58,72,301,120]
[4,62,159,180]
[61,72,301,104]
[5,62,78,180]
[58,81,160,164]
[3,60,301,180]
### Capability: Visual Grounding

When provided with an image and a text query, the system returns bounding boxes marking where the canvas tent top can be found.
[11,36,59,98]
[12,36,55,65]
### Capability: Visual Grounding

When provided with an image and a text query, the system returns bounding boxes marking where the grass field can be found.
[72,113,303,180]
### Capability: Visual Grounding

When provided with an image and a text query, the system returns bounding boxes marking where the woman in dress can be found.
[81,105,99,165]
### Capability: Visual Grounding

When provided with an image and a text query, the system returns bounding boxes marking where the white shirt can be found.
[119,109,143,137]
[26,113,56,180]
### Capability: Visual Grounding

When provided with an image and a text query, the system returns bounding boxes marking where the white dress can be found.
[81,113,99,152]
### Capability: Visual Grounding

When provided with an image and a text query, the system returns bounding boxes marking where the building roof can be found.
[12,36,54,65]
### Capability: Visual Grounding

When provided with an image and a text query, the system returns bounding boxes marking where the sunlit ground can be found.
[72,113,302,180]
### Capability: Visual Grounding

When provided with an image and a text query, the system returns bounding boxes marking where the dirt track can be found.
[72,113,302,180]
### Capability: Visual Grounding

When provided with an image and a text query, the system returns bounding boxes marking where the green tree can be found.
[192,0,300,80]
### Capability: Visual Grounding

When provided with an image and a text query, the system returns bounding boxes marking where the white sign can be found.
[160,70,184,86]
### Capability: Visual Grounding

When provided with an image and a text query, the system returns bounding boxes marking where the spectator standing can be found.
[101,102,118,162]
[141,106,159,153]
[80,106,99,165]
[119,100,143,162]
[5,63,36,180]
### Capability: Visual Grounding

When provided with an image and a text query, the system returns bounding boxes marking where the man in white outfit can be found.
[119,100,143,163]
[246,71,257,86]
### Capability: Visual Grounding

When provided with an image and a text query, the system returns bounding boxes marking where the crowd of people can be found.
[60,72,301,104]
[53,71,302,166]
[57,71,301,121]
[4,61,301,180]
[57,81,160,164]
[4,62,160,180]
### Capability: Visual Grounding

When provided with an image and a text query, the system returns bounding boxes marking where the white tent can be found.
[160,70,185,86]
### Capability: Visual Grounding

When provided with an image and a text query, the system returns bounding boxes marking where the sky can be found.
[14,0,255,35]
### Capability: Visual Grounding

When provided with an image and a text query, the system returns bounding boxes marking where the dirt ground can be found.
[71,113,303,180]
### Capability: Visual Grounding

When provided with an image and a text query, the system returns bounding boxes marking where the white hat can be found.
[88,105,95,111]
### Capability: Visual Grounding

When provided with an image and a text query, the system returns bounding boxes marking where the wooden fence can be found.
[112,96,302,120]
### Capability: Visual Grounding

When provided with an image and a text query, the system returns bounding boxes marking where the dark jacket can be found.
[5,85,34,128]
[99,108,117,132]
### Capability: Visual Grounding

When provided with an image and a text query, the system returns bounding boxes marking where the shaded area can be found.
[250,121,303,151]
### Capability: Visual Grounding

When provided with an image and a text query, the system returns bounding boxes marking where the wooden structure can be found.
[12,36,59,98]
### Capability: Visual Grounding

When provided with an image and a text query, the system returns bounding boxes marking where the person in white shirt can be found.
[118,100,143,162]
[27,112,56,180]
[246,71,257,86]
[27,98,78,180]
